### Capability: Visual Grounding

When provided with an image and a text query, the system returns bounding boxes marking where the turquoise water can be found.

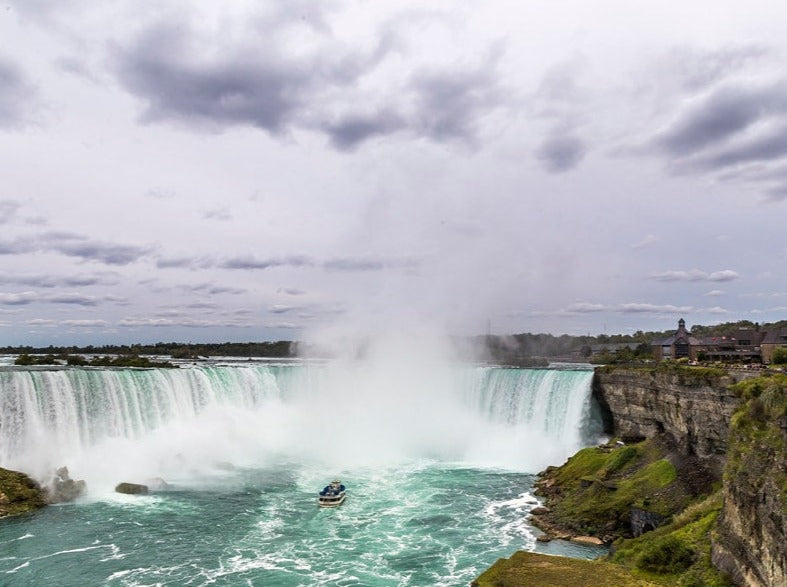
[0,364,604,585]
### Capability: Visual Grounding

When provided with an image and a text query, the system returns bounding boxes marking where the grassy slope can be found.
[530,439,733,586]
[472,551,658,587]
[536,440,691,537]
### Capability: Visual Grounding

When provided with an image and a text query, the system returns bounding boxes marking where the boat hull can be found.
[318,493,346,508]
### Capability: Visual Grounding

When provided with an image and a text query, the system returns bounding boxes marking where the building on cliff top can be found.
[654,318,700,360]
[653,319,787,364]
[761,326,787,363]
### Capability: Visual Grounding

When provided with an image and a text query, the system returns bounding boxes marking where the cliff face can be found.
[711,377,787,587]
[593,367,740,477]
[594,367,787,586]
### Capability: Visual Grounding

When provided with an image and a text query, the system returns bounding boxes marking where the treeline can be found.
[15,354,176,368]
[2,320,783,363]
[1,341,296,359]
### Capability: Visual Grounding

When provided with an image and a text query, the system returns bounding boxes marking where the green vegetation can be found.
[0,467,46,518]
[610,493,733,586]
[533,440,734,586]
[595,363,728,386]
[13,353,61,366]
[727,374,787,508]
[14,353,176,368]
[472,551,659,587]
[772,347,787,365]
[538,441,688,537]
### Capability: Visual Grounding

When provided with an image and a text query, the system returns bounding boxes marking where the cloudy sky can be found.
[1,0,787,346]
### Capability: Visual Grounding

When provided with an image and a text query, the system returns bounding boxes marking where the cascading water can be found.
[0,363,604,586]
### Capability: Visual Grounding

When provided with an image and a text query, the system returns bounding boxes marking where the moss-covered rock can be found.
[533,440,696,541]
[0,467,47,518]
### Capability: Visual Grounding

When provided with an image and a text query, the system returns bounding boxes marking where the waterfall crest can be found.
[0,365,597,489]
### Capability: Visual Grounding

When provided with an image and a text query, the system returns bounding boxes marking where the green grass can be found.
[543,441,686,535]
[472,551,659,587]
[610,492,733,586]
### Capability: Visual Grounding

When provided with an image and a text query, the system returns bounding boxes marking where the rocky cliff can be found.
[593,367,786,586]
[593,366,741,477]
[711,375,787,587]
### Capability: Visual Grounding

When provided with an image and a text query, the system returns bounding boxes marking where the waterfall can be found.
[0,364,597,490]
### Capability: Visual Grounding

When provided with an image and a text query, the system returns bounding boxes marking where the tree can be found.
[772,347,787,365]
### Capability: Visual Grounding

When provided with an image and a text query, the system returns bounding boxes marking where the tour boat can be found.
[318,480,346,508]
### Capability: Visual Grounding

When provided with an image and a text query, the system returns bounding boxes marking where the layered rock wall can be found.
[592,368,740,476]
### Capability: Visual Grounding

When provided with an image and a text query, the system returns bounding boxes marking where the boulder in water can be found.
[48,466,87,503]
[115,482,149,495]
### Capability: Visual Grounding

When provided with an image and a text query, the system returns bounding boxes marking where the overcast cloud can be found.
[1,0,786,346]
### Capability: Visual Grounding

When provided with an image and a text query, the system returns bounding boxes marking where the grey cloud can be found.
[656,84,783,157]
[535,132,586,173]
[113,16,505,149]
[185,282,246,295]
[118,317,252,328]
[668,45,770,91]
[61,319,110,327]
[186,302,219,310]
[652,79,787,192]
[115,23,318,134]
[559,303,606,314]
[0,291,37,305]
[49,239,152,265]
[26,319,57,326]
[409,56,504,144]
[618,303,694,314]
[651,269,739,282]
[2,232,151,265]
[0,237,36,255]
[322,256,418,272]
[694,124,787,170]
[324,110,405,150]
[279,287,306,296]
[45,293,99,306]
[0,57,37,129]
[220,255,315,270]
[270,305,297,314]
[0,272,119,288]
[156,255,215,269]
[550,302,695,316]
[1,290,112,307]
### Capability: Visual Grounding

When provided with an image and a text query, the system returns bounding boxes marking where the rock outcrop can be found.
[48,466,87,503]
[0,467,46,517]
[593,366,740,477]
